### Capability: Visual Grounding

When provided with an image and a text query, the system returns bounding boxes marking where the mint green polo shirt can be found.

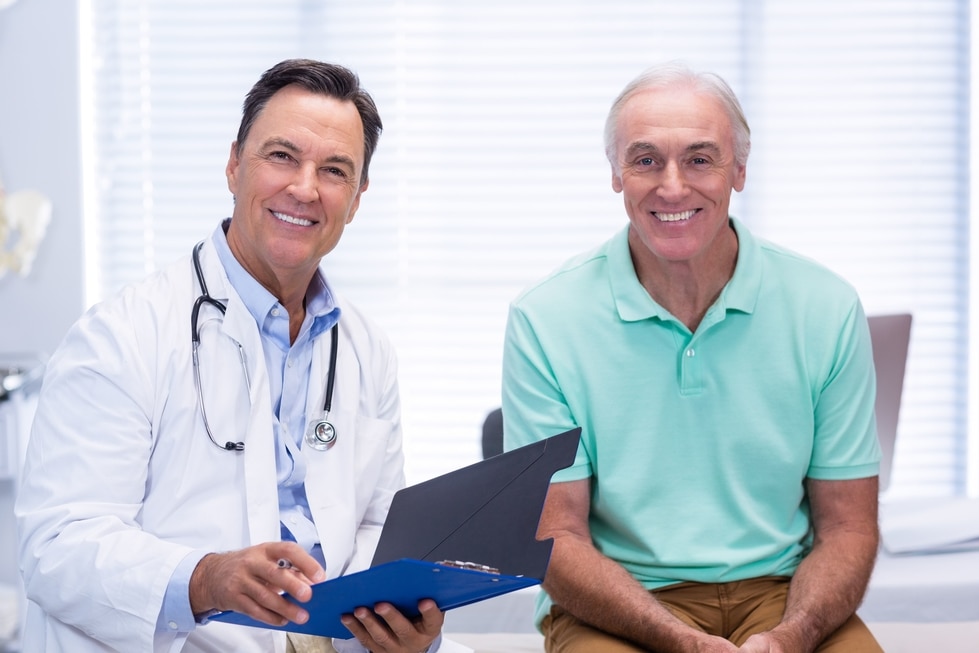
[501,218,880,625]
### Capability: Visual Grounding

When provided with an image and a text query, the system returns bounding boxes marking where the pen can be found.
[277,558,294,570]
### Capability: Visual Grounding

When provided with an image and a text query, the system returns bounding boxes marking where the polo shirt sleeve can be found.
[808,302,882,481]
[501,302,592,483]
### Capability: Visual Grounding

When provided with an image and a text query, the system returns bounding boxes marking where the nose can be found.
[656,161,688,201]
[288,162,319,203]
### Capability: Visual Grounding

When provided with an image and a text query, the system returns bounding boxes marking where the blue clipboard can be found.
[210,558,539,638]
[210,426,581,637]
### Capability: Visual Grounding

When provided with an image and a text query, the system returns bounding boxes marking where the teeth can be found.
[272,211,313,227]
[655,210,696,222]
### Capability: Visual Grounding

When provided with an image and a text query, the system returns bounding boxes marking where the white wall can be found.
[0,0,83,622]
[0,0,85,356]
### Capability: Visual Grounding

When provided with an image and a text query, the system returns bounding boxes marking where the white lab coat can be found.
[16,238,406,652]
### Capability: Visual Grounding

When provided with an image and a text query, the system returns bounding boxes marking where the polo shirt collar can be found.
[610,216,761,323]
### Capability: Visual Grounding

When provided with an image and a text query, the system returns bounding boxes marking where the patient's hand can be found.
[738,629,803,653]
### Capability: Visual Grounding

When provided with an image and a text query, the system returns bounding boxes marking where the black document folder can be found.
[211,426,580,638]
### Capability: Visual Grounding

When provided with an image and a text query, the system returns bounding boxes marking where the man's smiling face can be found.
[225,84,368,292]
[611,83,746,267]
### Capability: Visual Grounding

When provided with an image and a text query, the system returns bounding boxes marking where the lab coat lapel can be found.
[199,241,280,546]
[222,297,280,544]
[304,320,358,576]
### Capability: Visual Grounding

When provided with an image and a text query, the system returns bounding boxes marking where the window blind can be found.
[85,0,970,493]
[740,2,969,498]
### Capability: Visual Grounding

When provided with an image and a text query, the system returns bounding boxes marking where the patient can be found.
[501,61,883,652]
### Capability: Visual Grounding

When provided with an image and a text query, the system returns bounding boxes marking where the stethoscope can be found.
[191,241,340,453]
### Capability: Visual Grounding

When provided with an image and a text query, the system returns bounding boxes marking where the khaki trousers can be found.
[541,576,884,653]
[285,632,337,653]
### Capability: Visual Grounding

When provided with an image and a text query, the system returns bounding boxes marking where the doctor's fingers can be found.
[208,561,314,626]
[231,582,314,628]
[263,540,326,585]
[341,600,443,653]
[221,542,323,603]
[190,549,315,619]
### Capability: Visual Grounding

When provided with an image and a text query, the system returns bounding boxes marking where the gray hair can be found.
[604,61,751,169]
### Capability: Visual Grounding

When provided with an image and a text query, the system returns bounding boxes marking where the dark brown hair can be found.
[236,59,383,184]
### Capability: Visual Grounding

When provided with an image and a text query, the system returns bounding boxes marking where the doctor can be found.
[16,59,451,653]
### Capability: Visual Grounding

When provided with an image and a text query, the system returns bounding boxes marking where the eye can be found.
[636,157,655,167]
[691,156,710,165]
[322,166,349,179]
[269,150,295,163]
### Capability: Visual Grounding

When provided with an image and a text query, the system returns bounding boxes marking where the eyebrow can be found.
[260,137,358,171]
[623,140,723,160]
[685,141,723,157]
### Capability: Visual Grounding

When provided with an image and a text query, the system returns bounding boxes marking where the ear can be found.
[346,179,370,224]
[611,164,624,194]
[225,141,240,195]
[733,162,747,193]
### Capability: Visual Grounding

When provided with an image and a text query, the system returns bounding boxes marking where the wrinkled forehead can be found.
[615,85,735,154]
[253,86,366,165]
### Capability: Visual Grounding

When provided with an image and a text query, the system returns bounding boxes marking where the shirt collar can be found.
[210,220,340,343]
[610,216,761,324]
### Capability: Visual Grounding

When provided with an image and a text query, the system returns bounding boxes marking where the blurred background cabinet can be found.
[0,355,43,651]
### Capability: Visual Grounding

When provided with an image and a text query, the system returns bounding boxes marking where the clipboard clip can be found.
[435,560,501,575]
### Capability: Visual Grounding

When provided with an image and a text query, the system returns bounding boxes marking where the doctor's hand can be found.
[188,542,326,626]
[340,598,444,653]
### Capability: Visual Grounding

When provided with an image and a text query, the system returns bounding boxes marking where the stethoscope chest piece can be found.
[305,416,337,451]
[303,320,341,452]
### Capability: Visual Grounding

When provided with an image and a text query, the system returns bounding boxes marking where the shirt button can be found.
[685,348,695,357]
[271,307,280,317]
[168,621,179,630]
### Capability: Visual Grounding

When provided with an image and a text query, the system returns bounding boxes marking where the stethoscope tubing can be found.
[190,240,338,452]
